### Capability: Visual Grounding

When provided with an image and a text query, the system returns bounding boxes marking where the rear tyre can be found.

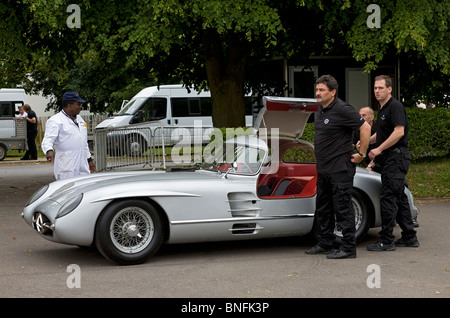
[0,144,7,161]
[313,189,371,243]
[334,190,370,243]
[95,200,164,265]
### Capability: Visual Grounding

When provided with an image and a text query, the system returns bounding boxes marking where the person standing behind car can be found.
[366,75,419,251]
[354,106,377,170]
[41,92,97,180]
[21,104,38,160]
[305,75,370,259]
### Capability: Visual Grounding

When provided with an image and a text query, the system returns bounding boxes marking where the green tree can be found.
[343,0,449,75]
[115,0,284,127]
[0,0,36,87]
[1,0,448,124]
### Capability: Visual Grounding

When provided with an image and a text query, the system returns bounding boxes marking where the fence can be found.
[94,121,167,172]
[35,114,109,152]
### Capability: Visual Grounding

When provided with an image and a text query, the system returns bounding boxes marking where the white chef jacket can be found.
[41,111,91,180]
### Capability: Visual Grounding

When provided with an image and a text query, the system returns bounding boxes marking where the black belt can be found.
[388,147,406,154]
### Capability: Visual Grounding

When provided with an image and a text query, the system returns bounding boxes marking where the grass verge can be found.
[407,157,449,199]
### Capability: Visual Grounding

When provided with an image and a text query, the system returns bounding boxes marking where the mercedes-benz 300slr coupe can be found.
[22,97,419,265]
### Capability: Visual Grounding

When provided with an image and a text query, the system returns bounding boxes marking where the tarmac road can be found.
[0,161,449,302]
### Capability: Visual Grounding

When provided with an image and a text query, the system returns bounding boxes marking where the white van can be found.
[0,88,27,160]
[0,88,26,117]
[95,85,256,155]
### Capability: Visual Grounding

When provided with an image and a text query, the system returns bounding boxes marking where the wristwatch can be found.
[358,152,366,158]
[367,164,373,168]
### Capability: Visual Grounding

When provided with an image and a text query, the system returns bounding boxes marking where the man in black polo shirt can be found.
[367,75,419,251]
[305,75,370,259]
[21,104,38,160]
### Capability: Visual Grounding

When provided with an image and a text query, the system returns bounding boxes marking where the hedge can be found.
[406,108,449,159]
[302,107,449,160]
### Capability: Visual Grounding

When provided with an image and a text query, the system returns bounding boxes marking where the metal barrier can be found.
[94,121,217,172]
[94,121,167,172]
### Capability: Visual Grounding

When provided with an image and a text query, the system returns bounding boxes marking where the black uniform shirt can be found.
[314,97,364,174]
[27,110,38,133]
[375,97,408,150]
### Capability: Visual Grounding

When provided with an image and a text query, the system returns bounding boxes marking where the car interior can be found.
[257,161,317,199]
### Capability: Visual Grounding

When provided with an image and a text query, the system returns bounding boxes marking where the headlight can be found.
[56,193,83,219]
[26,185,49,206]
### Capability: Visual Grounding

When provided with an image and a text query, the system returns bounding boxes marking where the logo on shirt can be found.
[381,114,386,121]
[324,118,329,124]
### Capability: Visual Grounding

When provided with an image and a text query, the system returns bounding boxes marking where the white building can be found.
[26,92,93,117]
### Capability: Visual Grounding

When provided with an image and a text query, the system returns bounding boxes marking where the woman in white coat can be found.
[42,92,97,180]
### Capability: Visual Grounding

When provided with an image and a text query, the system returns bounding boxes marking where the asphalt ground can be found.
[0,160,449,305]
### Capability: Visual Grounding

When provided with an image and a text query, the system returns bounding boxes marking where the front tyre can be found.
[95,200,164,265]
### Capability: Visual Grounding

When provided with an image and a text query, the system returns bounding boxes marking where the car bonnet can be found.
[45,170,219,204]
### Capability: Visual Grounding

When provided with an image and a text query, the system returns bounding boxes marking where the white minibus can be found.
[95,85,256,155]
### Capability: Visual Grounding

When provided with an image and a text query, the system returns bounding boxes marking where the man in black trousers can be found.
[306,75,370,259]
[21,104,38,160]
[367,75,419,251]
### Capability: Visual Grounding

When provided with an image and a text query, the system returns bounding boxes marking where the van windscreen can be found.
[118,98,146,115]
[118,97,167,121]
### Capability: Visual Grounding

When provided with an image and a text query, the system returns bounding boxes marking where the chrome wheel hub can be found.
[110,207,154,254]
[123,223,140,237]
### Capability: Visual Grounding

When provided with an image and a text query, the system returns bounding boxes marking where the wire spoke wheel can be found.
[110,207,154,254]
[334,196,363,237]
[314,190,370,244]
[96,200,164,265]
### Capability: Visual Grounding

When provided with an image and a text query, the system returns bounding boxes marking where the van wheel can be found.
[126,134,147,156]
[0,144,7,161]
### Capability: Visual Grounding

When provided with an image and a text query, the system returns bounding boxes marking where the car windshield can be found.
[201,142,266,175]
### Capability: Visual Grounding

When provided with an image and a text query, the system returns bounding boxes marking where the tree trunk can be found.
[203,31,247,128]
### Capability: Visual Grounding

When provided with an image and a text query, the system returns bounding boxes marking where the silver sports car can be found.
[22,97,419,265]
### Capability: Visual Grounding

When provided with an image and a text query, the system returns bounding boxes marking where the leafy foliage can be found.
[0,0,448,122]
[407,108,450,159]
[344,0,450,74]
